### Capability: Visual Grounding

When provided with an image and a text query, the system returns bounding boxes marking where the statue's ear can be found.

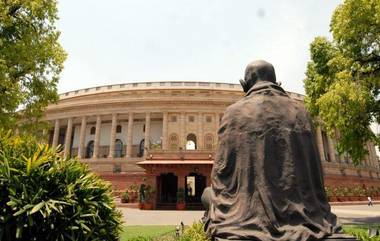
[239,79,250,93]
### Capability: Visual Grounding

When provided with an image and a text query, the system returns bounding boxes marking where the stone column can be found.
[162,112,168,150]
[215,113,220,146]
[198,112,204,150]
[370,143,379,168]
[64,118,73,158]
[93,115,101,158]
[327,136,336,162]
[52,119,60,147]
[180,112,186,149]
[77,116,87,158]
[108,113,117,158]
[144,112,151,157]
[315,126,326,162]
[126,112,134,158]
[177,173,186,189]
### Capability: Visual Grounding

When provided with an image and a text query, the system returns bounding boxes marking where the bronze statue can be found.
[203,60,343,241]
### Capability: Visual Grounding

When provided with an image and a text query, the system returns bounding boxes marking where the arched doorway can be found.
[185,172,206,204]
[114,139,123,157]
[157,173,178,204]
[85,140,94,158]
[186,133,197,150]
[138,139,145,157]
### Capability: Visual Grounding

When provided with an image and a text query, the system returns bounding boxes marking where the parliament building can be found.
[44,81,380,209]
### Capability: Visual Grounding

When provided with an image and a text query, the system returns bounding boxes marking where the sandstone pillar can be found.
[108,113,117,158]
[64,118,73,158]
[144,112,151,157]
[93,115,101,158]
[198,112,204,150]
[126,112,134,157]
[77,116,87,158]
[327,136,336,162]
[162,112,168,150]
[315,126,326,162]
[52,119,60,147]
[215,113,220,146]
[180,112,186,149]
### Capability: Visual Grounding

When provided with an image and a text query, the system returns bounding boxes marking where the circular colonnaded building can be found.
[44,81,380,209]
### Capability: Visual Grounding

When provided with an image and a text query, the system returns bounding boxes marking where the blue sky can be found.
[56,0,342,94]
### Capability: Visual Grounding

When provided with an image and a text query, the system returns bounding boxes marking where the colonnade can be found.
[49,111,223,159]
[315,126,378,168]
[49,112,377,168]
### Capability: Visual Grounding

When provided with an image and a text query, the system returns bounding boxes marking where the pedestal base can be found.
[214,233,358,241]
[323,233,357,240]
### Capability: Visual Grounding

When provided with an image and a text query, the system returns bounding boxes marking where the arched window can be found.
[86,140,94,158]
[116,125,122,133]
[186,133,197,150]
[204,134,214,150]
[169,133,179,150]
[138,139,145,157]
[90,127,96,135]
[114,139,123,157]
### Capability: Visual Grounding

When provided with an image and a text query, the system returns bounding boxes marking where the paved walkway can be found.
[118,204,380,226]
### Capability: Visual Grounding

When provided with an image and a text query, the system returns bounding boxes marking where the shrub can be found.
[121,191,130,203]
[180,221,210,241]
[0,130,122,241]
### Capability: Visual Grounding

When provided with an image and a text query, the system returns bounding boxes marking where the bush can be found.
[0,130,122,241]
[121,191,130,203]
[180,222,210,241]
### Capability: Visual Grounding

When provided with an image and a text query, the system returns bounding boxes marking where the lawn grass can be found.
[343,224,380,241]
[120,225,176,241]
[120,224,380,241]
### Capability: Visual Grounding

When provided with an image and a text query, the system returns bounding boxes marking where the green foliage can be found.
[0,130,122,241]
[343,225,380,241]
[121,191,130,203]
[179,222,210,241]
[304,0,380,164]
[144,185,155,203]
[0,0,67,132]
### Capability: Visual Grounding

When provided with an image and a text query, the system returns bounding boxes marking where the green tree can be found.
[0,0,66,132]
[304,0,380,164]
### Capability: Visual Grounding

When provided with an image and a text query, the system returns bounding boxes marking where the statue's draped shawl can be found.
[206,81,338,241]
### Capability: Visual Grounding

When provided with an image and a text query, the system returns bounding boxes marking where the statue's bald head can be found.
[240,60,277,93]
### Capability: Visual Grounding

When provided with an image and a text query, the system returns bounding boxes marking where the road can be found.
[118,204,380,226]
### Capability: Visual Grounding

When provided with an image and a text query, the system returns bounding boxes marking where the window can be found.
[116,125,122,133]
[188,116,195,122]
[86,141,94,158]
[114,139,123,158]
[90,126,96,135]
[170,115,177,122]
[206,116,212,123]
[186,133,197,150]
[138,139,145,157]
